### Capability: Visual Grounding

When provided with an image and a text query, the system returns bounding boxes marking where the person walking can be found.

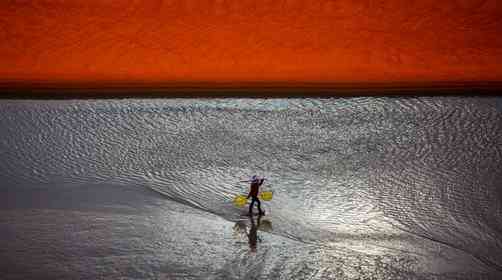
[247,175,265,216]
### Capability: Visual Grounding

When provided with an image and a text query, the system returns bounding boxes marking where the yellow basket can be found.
[259,191,273,201]
[233,191,273,207]
[233,195,248,207]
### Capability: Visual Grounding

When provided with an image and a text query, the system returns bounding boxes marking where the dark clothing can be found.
[248,178,265,215]
[248,179,264,198]
[248,196,263,215]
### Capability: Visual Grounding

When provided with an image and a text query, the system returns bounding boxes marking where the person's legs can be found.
[256,198,264,215]
[248,197,256,214]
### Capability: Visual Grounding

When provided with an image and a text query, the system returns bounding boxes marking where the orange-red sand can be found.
[1,0,501,92]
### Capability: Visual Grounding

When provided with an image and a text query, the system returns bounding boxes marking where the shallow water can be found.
[1,97,501,279]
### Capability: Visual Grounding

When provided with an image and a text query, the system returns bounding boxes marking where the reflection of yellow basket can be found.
[233,191,273,207]
[258,219,273,231]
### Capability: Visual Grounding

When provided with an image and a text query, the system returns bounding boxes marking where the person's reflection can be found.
[247,214,262,252]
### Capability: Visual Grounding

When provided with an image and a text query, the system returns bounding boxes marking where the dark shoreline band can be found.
[1,81,501,99]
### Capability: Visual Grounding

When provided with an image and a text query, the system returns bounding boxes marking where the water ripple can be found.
[1,97,501,275]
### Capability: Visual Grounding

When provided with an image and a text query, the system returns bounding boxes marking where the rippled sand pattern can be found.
[369,97,502,271]
[0,97,501,279]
